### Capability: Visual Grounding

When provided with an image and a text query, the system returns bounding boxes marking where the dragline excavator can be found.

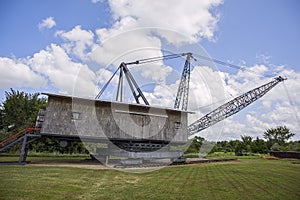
[96,52,286,136]
[0,52,286,165]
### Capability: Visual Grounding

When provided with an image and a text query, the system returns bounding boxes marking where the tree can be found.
[185,136,205,154]
[0,106,4,130]
[234,140,244,155]
[1,89,47,132]
[251,137,268,154]
[288,141,300,152]
[263,126,295,149]
[241,135,252,153]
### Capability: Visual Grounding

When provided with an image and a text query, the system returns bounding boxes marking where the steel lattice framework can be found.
[174,53,192,111]
[188,76,286,135]
[95,62,149,105]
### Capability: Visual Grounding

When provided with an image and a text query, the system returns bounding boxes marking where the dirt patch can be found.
[26,157,239,170]
[29,163,109,169]
[27,159,110,170]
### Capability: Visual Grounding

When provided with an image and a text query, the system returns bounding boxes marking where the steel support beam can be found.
[174,53,192,111]
[188,76,286,135]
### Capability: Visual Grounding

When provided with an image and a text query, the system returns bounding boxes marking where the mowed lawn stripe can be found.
[241,159,300,199]
[207,162,247,199]
[215,159,300,199]
[218,161,278,199]
[0,158,299,199]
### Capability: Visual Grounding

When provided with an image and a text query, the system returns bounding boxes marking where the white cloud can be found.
[27,44,97,97]
[0,57,47,89]
[91,0,103,3]
[108,0,223,43]
[95,16,138,44]
[136,63,173,85]
[91,27,163,67]
[86,0,223,67]
[0,45,101,99]
[145,82,179,108]
[218,118,247,140]
[200,64,300,141]
[56,25,94,60]
[38,17,56,31]
[236,64,268,80]
[96,68,117,85]
[191,66,225,108]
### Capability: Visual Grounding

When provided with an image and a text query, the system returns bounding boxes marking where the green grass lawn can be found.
[0,157,299,200]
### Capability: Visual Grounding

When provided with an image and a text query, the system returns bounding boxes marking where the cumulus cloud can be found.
[38,17,56,31]
[145,84,178,107]
[0,57,47,89]
[87,0,223,70]
[0,44,100,98]
[27,44,98,97]
[91,27,163,66]
[108,0,223,43]
[56,25,94,60]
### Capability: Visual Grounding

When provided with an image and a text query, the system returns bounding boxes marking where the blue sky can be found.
[1,0,299,67]
[0,0,299,140]
[202,0,300,69]
[0,0,111,57]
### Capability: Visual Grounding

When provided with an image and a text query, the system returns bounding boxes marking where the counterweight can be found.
[188,76,286,136]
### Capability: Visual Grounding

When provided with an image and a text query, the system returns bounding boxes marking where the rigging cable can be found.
[125,53,185,65]
[282,81,300,126]
[95,66,120,99]
[193,53,273,78]
[96,53,187,99]
[189,56,236,100]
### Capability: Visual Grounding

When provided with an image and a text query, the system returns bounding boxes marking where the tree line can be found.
[0,89,299,155]
[186,126,299,155]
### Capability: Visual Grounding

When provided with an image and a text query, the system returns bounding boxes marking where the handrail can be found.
[0,128,40,148]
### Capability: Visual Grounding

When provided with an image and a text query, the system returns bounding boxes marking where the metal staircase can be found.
[0,128,40,163]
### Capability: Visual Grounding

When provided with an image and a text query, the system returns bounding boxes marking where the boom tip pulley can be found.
[275,76,287,82]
